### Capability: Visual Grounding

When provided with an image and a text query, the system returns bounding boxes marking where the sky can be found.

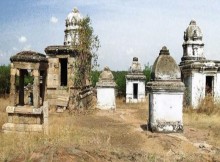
[0,0,220,70]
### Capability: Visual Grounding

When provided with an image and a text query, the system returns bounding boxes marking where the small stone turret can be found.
[96,67,116,87]
[129,57,142,73]
[181,20,205,62]
[96,67,116,110]
[147,46,185,133]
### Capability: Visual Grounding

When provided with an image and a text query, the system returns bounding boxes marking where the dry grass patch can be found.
[184,96,220,147]
[0,98,9,130]
[0,96,220,161]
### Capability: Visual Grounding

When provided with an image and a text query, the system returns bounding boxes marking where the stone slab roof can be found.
[10,51,47,63]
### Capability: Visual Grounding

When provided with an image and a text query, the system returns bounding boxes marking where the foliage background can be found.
[0,64,152,97]
[0,65,10,96]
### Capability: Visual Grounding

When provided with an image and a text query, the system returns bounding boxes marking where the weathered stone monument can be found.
[2,51,48,134]
[45,8,93,111]
[126,57,146,103]
[147,46,185,133]
[179,20,220,108]
[96,67,116,110]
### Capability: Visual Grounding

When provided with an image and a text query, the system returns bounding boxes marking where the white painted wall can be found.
[149,92,183,132]
[186,44,204,58]
[184,71,220,108]
[214,73,220,101]
[191,72,205,107]
[126,79,145,103]
[97,87,116,110]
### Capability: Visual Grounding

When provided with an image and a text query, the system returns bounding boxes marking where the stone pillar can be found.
[10,67,17,106]
[43,101,49,135]
[19,69,24,106]
[33,70,40,108]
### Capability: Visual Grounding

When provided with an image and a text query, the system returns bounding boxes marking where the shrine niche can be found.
[126,57,146,103]
[2,51,48,134]
[96,67,116,110]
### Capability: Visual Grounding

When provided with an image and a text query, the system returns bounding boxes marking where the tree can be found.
[91,70,100,87]
[0,65,10,97]
[112,71,127,97]
[72,16,100,87]
[143,63,152,83]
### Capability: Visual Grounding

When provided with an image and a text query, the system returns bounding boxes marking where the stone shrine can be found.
[147,46,185,133]
[126,57,146,103]
[45,8,92,111]
[2,51,48,134]
[179,20,220,108]
[96,67,116,110]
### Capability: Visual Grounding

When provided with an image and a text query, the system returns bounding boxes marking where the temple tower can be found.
[64,8,82,46]
[180,20,220,108]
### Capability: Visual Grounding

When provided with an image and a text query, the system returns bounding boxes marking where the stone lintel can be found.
[181,66,218,73]
[13,62,40,70]
[96,81,116,88]
[146,81,185,92]
[45,45,78,56]
[10,107,43,115]
[126,74,146,80]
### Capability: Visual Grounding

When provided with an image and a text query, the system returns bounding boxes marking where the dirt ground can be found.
[1,98,220,162]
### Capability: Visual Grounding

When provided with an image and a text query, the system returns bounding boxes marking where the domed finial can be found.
[162,46,167,50]
[73,7,79,13]
[133,57,138,61]
[190,20,196,25]
[104,66,110,71]
[159,46,170,55]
